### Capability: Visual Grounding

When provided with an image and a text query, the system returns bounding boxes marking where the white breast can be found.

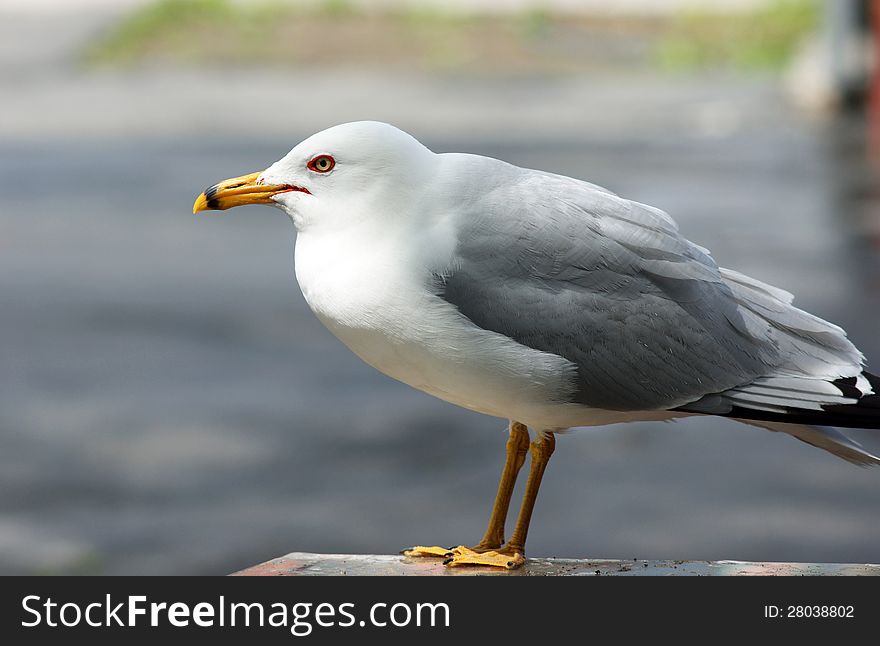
[292,227,595,429]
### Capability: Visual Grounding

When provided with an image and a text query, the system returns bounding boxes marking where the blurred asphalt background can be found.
[2,0,879,574]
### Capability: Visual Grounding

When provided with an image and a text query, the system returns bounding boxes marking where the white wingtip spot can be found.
[856,373,874,397]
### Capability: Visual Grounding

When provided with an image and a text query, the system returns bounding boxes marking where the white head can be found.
[193,121,437,232]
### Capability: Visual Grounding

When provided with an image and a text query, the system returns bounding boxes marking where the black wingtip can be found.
[727,371,880,429]
[676,371,880,430]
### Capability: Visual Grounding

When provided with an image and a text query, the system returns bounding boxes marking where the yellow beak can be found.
[192,171,297,214]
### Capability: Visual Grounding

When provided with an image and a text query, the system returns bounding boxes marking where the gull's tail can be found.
[737,419,880,466]
[721,371,880,466]
[679,371,880,465]
[677,268,880,465]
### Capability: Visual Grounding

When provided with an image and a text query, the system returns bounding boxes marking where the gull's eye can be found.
[307,155,335,173]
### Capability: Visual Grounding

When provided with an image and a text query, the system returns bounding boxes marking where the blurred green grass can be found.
[85,0,820,74]
[656,0,820,71]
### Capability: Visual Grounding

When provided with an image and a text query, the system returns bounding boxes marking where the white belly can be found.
[316,306,571,420]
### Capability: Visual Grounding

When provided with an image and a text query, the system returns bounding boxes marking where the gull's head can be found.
[193,121,435,231]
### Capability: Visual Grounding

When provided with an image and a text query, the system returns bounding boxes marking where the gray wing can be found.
[436,168,864,413]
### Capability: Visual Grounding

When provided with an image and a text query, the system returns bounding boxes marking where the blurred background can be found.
[2,0,880,575]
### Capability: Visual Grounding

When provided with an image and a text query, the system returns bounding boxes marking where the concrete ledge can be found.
[232,552,880,576]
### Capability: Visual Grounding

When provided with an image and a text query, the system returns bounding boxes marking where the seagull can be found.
[193,120,880,569]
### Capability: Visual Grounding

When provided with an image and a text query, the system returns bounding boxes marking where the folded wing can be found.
[435,165,878,463]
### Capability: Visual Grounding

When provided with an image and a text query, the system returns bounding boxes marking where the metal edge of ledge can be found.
[231,553,880,577]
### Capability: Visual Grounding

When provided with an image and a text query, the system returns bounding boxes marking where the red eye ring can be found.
[307,154,335,173]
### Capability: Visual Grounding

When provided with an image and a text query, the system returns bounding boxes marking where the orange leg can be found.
[406,423,556,570]
[405,421,529,558]
[446,431,555,569]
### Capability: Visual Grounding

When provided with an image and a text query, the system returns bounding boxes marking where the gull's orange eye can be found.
[308,155,335,173]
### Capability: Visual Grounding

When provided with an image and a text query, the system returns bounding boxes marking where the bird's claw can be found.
[443,545,525,570]
[404,544,525,569]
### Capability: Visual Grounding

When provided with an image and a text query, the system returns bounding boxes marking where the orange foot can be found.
[404,544,524,570]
